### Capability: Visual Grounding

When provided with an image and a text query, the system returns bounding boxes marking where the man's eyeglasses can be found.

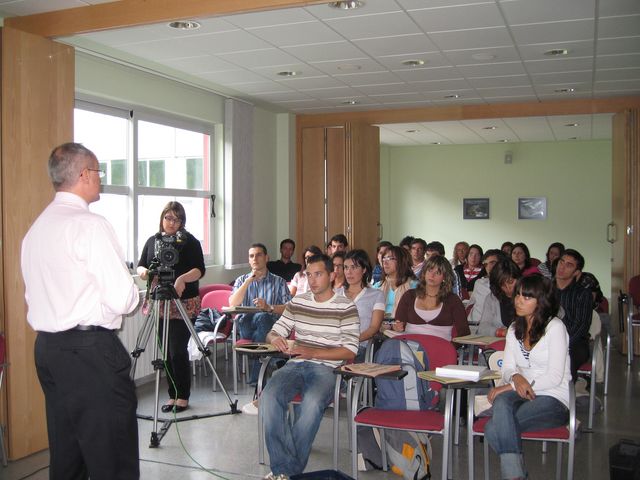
[163,215,182,224]
[87,168,105,178]
[382,256,396,262]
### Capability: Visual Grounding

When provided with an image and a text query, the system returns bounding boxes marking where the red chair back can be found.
[597,296,609,314]
[199,283,233,298]
[487,339,506,351]
[629,275,640,308]
[201,290,232,336]
[396,334,458,392]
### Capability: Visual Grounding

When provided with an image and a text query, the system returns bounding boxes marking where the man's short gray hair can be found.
[48,142,96,190]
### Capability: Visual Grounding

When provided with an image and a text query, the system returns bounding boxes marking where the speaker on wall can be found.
[504,151,513,164]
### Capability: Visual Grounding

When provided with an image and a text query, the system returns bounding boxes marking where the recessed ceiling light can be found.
[277,71,300,77]
[544,48,569,56]
[431,142,442,145]
[568,136,579,140]
[342,100,359,105]
[564,123,579,127]
[336,64,362,71]
[402,59,425,67]
[444,94,460,99]
[329,1,364,9]
[471,52,496,61]
[406,129,419,133]
[554,87,576,93]
[482,126,497,130]
[168,20,201,30]
[497,139,509,143]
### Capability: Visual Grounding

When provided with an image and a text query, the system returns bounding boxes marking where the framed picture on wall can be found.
[518,197,547,220]
[463,198,490,219]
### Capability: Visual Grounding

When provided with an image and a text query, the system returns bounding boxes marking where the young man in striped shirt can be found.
[261,254,360,480]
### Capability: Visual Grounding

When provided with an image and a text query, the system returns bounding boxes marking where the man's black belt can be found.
[69,325,112,332]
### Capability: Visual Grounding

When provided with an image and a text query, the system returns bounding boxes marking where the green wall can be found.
[75,52,292,283]
[380,140,613,295]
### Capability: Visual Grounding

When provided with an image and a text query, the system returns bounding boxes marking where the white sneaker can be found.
[242,399,259,415]
[263,472,290,480]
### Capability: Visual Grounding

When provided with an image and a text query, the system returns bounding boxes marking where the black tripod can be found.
[130,280,239,447]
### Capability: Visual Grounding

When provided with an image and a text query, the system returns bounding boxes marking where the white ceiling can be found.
[1,0,637,144]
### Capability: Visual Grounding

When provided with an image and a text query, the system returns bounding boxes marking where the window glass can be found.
[74,108,128,186]
[138,120,209,190]
[89,193,130,255]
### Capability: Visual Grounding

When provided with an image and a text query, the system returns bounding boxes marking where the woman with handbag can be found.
[137,201,205,413]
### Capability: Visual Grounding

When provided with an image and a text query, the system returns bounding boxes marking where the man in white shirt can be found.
[21,143,140,480]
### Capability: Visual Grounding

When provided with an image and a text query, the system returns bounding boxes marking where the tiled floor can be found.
[3,343,639,479]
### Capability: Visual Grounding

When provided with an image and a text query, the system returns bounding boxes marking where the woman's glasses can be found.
[163,215,182,225]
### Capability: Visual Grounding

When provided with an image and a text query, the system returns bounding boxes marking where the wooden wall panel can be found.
[299,127,326,250]
[326,127,345,245]
[1,26,74,459]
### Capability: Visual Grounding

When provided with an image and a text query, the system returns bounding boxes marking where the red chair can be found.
[576,310,603,431]
[624,275,640,365]
[199,283,233,298]
[597,297,612,395]
[0,333,7,466]
[350,334,458,480]
[467,358,577,480]
[199,290,232,391]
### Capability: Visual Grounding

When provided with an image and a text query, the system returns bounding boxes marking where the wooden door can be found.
[326,127,346,246]
[299,127,326,250]
[1,26,74,459]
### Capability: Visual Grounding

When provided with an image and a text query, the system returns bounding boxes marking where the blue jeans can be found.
[238,312,278,383]
[261,361,336,476]
[484,391,569,479]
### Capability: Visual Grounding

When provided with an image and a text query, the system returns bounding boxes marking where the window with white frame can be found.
[74,101,214,267]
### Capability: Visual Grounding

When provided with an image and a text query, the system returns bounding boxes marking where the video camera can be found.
[148,231,185,286]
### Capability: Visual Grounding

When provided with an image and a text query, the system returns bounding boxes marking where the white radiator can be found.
[117,293,156,383]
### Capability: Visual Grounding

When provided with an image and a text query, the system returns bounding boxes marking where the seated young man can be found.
[261,254,359,480]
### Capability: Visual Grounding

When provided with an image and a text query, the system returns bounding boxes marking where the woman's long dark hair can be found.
[511,242,532,270]
[381,245,416,288]
[415,255,455,304]
[513,275,559,346]
[300,245,323,272]
[344,249,373,290]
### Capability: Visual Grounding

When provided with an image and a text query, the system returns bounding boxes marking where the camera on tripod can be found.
[148,231,184,287]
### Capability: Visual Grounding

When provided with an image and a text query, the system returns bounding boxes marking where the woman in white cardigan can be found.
[484,275,571,480]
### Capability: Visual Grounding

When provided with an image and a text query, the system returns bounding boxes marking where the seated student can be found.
[501,241,514,257]
[331,251,347,290]
[554,249,592,380]
[450,241,469,268]
[262,254,359,479]
[373,245,417,318]
[399,235,414,251]
[337,249,385,362]
[485,275,571,480]
[477,258,522,336]
[290,245,323,296]
[537,242,565,279]
[326,233,348,256]
[511,242,540,277]
[372,240,393,284]
[393,255,470,341]
[577,271,604,309]
[455,244,484,292]
[468,249,504,326]
[267,238,302,282]
[426,240,446,258]
[410,238,427,277]
[229,243,291,384]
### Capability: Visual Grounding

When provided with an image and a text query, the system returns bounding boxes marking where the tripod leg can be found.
[130,298,158,380]
[172,298,238,412]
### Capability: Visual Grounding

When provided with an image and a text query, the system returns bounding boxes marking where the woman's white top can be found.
[290,271,309,295]
[501,317,571,408]
[336,286,385,346]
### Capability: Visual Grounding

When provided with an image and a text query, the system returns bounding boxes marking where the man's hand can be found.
[269,334,289,352]
[392,320,405,332]
[253,298,270,311]
[290,345,317,359]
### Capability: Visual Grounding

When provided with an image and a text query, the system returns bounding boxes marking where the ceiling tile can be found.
[78,25,167,46]
[504,116,555,141]
[597,36,640,55]
[282,41,366,63]
[251,63,327,79]
[399,0,493,8]
[277,75,347,90]
[311,58,388,75]
[333,71,403,86]
[0,0,86,15]
[367,92,430,103]
[598,15,640,39]
[430,96,486,105]
[355,83,421,95]
[457,61,526,77]
[444,46,522,64]
[599,0,640,17]
[524,57,594,74]
[217,49,303,69]
[532,70,593,84]
[247,21,343,47]
[480,94,538,103]
[594,79,640,91]
[254,91,313,102]
[499,0,595,24]
[327,11,422,40]
[596,68,640,82]
[117,38,197,61]
[410,78,473,91]
[511,19,594,45]
[429,27,514,51]
[225,7,316,28]
[597,53,640,69]
[468,74,530,88]
[421,88,478,100]
[474,85,536,96]
[354,34,438,57]
[177,30,272,55]
[392,66,462,82]
[534,85,592,96]
[409,3,504,32]
[197,69,270,85]
[143,17,239,38]
[164,55,238,74]
[377,51,454,69]
[300,86,364,99]
[229,81,292,94]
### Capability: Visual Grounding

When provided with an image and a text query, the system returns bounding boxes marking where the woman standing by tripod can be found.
[137,201,205,413]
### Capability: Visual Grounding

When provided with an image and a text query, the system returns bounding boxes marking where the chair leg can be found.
[483,436,489,480]
[0,424,7,467]
[556,443,563,480]
[587,372,596,430]
[627,311,634,366]
[380,428,388,471]
[542,440,548,454]
[604,332,611,396]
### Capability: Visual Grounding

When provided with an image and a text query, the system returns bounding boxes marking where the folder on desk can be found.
[434,364,491,381]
